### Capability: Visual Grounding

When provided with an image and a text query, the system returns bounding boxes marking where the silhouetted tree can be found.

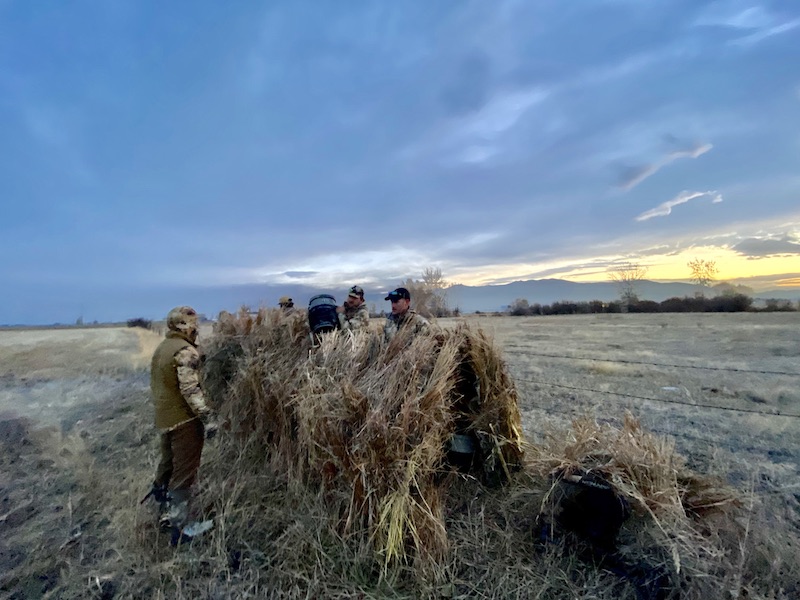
[127,317,152,329]
[687,258,718,296]
[508,298,530,316]
[608,262,648,308]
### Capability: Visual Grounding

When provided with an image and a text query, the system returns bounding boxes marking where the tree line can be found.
[507,254,797,315]
[506,293,798,316]
[383,263,798,318]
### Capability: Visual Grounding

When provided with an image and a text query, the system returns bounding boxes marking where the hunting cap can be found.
[348,285,364,299]
[278,296,292,305]
[167,306,198,331]
[385,287,411,301]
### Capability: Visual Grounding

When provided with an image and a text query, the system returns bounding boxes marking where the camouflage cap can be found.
[167,306,199,339]
[348,285,364,298]
[278,296,293,305]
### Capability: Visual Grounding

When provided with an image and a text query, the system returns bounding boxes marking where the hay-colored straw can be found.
[203,311,525,572]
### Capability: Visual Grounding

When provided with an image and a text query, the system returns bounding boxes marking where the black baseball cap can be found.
[385,287,411,301]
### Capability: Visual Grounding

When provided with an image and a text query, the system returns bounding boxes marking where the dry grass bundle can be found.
[525,413,781,597]
[528,413,742,521]
[201,310,524,575]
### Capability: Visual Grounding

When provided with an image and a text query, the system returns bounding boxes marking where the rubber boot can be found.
[165,489,192,546]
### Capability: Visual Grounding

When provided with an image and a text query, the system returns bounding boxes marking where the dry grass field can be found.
[459,313,800,489]
[0,313,798,599]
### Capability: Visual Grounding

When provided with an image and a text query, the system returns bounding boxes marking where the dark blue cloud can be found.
[733,236,800,257]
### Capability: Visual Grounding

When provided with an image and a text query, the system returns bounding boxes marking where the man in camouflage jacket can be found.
[148,305,216,536]
[336,285,370,332]
[383,287,430,341]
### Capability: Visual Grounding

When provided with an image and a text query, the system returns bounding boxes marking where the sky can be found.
[2,0,800,323]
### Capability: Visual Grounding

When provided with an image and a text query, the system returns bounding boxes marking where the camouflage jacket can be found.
[151,331,211,431]
[338,303,370,332]
[383,310,430,342]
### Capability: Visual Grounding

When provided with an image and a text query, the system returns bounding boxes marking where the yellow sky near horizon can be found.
[455,247,800,290]
[581,248,799,285]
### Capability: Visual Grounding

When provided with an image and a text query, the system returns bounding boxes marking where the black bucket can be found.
[446,433,477,472]
[308,294,339,334]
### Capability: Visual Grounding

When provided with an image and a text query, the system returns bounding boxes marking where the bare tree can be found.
[421,266,446,287]
[687,258,718,296]
[401,267,451,318]
[608,262,648,307]
[421,266,450,317]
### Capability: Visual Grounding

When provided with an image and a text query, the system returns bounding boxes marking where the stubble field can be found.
[465,313,800,491]
[0,313,798,598]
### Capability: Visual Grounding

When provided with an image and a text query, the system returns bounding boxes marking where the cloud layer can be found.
[1,0,799,322]
[732,235,800,257]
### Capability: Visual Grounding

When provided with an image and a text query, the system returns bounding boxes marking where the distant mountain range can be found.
[173,279,800,318]
[446,279,686,313]
[444,280,799,313]
[3,279,799,325]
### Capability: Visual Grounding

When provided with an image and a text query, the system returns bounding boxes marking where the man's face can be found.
[390,298,410,316]
[345,294,363,308]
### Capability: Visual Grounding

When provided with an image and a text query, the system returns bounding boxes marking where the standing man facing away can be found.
[383,287,430,341]
[148,306,216,541]
[337,285,370,332]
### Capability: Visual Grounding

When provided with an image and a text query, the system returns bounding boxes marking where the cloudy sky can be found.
[2,0,799,322]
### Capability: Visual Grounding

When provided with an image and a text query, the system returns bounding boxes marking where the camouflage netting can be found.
[201,308,525,571]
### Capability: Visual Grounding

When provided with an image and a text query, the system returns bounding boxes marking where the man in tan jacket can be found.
[147,306,215,540]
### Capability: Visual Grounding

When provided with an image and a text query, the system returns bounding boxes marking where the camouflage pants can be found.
[154,419,205,492]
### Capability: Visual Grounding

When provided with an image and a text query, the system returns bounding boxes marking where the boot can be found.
[160,489,188,530]
[164,489,215,545]
[170,519,214,546]
[141,483,173,530]
[141,482,169,505]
